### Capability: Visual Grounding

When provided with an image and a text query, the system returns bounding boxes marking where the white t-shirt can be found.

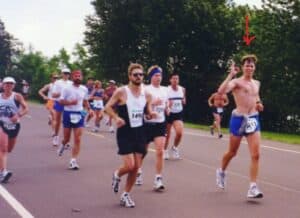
[60,84,88,111]
[145,84,168,123]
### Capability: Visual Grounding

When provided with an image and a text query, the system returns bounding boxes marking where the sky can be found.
[0,0,262,57]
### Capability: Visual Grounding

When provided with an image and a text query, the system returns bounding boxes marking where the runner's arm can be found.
[38,84,50,100]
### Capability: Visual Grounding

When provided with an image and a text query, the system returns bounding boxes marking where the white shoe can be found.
[120,193,135,208]
[109,126,114,133]
[112,171,121,193]
[135,172,143,185]
[52,135,59,146]
[163,150,169,160]
[154,176,165,191]
[69,159,80,170]
[247,185,263,198]
[171,146,180,159]
[216,168,225,189]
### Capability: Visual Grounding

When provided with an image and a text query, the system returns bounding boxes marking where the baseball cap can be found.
[109,80,116,84]
[61,68,71,74]
[3,77,16,84]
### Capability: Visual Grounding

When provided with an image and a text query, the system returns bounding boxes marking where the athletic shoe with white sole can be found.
[120,193,135,208]
[216,168,225,189]
[247,185,263,198]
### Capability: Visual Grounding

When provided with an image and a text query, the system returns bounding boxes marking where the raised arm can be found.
[218,62,239,94]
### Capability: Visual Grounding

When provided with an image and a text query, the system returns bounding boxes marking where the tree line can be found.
[0,0,299,133]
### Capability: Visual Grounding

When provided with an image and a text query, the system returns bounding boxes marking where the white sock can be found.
[250,182,257,188]
[71,158,76,162]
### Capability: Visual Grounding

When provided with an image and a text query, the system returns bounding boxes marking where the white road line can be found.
[148,148,300,195]
[0,185,34,218]
[185,131,300,155]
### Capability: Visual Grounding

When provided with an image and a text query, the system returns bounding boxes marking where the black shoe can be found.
[218,134,223,139]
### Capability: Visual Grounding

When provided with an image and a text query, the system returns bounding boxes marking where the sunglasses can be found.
[132,73,144,77]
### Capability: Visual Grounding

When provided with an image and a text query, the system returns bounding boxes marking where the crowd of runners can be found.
[0,54,265,208]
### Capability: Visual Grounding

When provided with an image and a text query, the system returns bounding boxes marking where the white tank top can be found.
[145,85,168,123]
[167,85,184,113]
[125,86,146,128]
[0,92,20,124]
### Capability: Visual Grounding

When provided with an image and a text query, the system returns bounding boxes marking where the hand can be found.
[165,107,170,116]
[69,99,78,105]
[115,117,125,128]
[10,114,19,123]
[152,98,163,106]
[229,62,240,78]
[256,103,264,112]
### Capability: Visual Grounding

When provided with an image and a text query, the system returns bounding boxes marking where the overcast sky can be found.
[0,0,262,57]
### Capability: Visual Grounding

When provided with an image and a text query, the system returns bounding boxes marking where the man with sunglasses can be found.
[105,63,154,208]
[0,77,28,183]
[51,68,72,146]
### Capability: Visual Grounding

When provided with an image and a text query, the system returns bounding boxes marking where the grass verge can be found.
[185,123,300,145]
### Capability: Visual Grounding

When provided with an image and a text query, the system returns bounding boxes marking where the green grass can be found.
[185,123,300,145]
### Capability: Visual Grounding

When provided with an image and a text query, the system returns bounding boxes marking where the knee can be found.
[228,150,237,158]
[251,152,260,161]
[126,163,136,172]
[156,148,163,158]
[176,131,183,138]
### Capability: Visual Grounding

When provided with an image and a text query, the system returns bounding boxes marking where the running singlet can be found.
[0,92,20,126]
[167,85,184,113]
[145,85,168,123]
[124,86,146,128]
[93,89,104,109]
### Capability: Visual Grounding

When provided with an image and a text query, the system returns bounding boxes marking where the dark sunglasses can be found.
[132,73,144,77]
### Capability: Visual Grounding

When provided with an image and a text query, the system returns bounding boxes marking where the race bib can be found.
[93,100,104,109]
[3,123,17,130]
[217,107,223,113]
[70,113,82,124]
[129,109,143,128]
[245,118,258,134]
[170,100,183,113]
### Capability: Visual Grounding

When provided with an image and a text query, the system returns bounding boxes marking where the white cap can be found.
[61,68,71,73]
[109,80,116,84]
[3,77,16,84]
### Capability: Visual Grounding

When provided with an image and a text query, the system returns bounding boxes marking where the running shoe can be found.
[109,126,115,133]
[112,171,121,193]
[218,134,223,139]
[120,193,135,208]
[135,172,143,186]
[154,176,165,191]
[69,159,80,170]
[57,143,67,156]
[247,185,263,198]
[0,170,12,183]
[216,168,226,189]
[210,126,214,135]
[163,149,169,160]
[52,135,59,146]
[171,146,180,159]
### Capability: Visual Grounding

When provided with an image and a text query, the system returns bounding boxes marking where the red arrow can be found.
[243,15,256,46]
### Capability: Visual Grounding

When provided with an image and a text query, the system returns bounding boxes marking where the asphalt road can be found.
[0,103,300,218]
